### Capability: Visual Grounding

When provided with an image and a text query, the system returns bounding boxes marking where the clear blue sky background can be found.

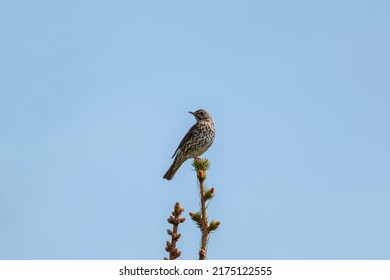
[1,1,389,260]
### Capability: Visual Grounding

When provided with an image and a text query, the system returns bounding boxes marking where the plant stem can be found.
[199,177,208,260]
[191,158,219,260]
[165,202,185,260]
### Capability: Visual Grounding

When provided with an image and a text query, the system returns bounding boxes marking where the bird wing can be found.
[171,123,197,158]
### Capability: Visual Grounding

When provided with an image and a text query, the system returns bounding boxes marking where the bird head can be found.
[189,109,211,121]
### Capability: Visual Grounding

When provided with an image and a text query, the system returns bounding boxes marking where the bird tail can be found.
[163,158,183,180]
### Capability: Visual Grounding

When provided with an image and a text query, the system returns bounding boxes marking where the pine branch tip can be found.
[192,157,211,171]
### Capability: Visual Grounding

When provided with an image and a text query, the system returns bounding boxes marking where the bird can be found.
[163,109,215,180]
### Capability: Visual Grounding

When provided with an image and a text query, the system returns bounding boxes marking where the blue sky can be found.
[0,1,389,259]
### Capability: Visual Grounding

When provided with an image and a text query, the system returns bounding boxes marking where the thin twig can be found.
[190,158,220,260]
[199,173,208,260]
[164,202,185,260]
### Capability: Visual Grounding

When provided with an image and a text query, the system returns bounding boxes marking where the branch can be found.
[190,158,220,260]
[164,202,185,260]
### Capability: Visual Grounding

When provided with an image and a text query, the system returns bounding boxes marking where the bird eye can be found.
[200,111,204,115]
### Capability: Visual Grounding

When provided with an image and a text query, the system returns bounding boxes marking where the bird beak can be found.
[189,111,195,116]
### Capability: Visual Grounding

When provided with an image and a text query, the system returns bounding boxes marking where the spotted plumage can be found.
[163,109,215,180]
